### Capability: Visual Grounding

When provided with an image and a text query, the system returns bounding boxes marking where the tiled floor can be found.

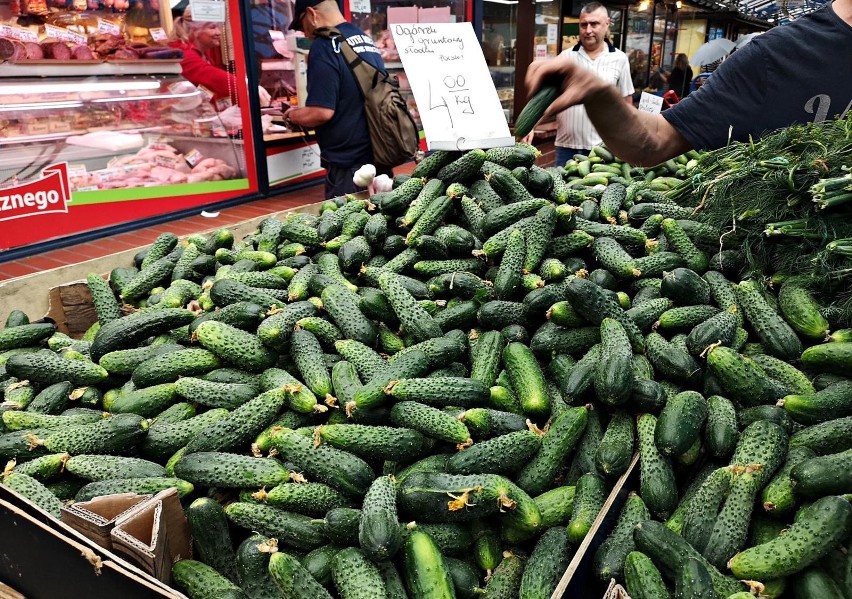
[0,140,556,283]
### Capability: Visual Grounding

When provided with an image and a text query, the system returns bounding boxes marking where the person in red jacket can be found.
[170,7,239,106]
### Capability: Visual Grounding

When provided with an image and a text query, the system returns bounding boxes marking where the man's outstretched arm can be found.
[526,54,692,166]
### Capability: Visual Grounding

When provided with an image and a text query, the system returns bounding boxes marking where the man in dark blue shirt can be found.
[525,0,852,166]
[285,0,388,198]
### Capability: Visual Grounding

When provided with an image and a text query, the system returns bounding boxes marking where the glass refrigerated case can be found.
[0,0,259,252]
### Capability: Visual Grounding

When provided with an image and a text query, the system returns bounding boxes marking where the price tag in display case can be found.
[189,0,226,23]
[149,28,168,42]
[391,21,513,150]
[98,19,121,35]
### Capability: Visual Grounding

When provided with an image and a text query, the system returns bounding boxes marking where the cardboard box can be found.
[61,492,152,550]
[551,454,640,599]
[0,485,187,598]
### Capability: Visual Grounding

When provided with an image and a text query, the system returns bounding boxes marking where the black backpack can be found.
[314,27,419,168]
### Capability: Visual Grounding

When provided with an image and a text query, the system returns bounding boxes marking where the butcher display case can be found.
[0,0,261,254]
[0,60,258,252]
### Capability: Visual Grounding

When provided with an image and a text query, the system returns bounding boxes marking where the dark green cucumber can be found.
[520,527,573,599]
[358,475,402,561]
[779,381,852,424]
[175,452,288,488]
[595,411,635,477]
[225,502,326,552]
[183,387,288,454]
[594,318,634,407]
[515,406,588,495]
[174,377,258,410]
[624,551,671,599]
[35,413,147,455]
[567,472,606,544]
[565,276,645,352]
[390,401,472,445]
[268,551,333,599]
[655,391,708,457]
[674,557,714,599]
[594,492,651,581]
[262,482,353,516]
[637,413,678,519]
[633,520,746,597]
[194,320,277,374]
[730,420,788,488]
[2,472,64,518]
[728,495,852,580]
[142,409,229,460]
[761,445,816,515]
[736,280,803,361]
[187,497,238,583]
[514,85,559,139]
[317,423,432,463]
[503,342,551,418]
[268,427,374,497]
[386,377,489,409]
[75,477,194,502]
[702,466,760,569]
[447,429,541,476]
[65,454,166,480]
[790,448,852,498]
[706,346,780,407]
[402,528,456,599]
[172,559,242,599]
[790,416,852,455]
[482,553,524,599]
[322,284,379,348]
[703,395,738,459]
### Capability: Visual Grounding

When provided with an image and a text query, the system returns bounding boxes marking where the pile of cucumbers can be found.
[0,141,850,599]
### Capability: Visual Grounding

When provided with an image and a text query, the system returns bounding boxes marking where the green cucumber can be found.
[402,528,456,599]
[268,551,333,599]
[637,413,678,519]
[567,472,606,544]
[595,411,635,477]
[520,527,573,599]
[515,405,588,495]
[187,497,238,583]
[624,551,671,599]
[594,492,651,581]
[225,502,326,552]
[503,342,550,418]
[172,560,242,599]
[728,495,852,580]
[359,475,402,561]
[736,280,803,361]
[655,391,708,458]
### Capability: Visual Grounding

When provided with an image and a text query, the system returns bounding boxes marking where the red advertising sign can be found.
[0,163,71,223]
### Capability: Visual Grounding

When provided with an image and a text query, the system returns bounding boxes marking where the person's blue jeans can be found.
[555,146,590,168]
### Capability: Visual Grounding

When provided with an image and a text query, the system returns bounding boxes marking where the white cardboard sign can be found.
[391,22,513,150]
[638,92,664,114]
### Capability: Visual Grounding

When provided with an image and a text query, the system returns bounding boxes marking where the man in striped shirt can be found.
[553,2,634,168]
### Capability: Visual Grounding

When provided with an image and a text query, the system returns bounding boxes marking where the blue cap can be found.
[290,0,324,31]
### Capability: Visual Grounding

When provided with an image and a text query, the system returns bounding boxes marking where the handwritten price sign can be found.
[392,22,513,151]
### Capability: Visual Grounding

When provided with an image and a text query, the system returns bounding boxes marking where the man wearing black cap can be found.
[283,0,389,198]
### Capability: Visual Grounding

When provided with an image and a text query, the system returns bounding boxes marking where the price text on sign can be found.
[391,22,512,150]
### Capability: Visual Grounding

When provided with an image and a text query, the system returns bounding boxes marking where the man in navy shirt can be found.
[285,0,388,198]
[525,0,852,166]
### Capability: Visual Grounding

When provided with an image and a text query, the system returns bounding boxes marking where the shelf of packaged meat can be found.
[0,60,182,78]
